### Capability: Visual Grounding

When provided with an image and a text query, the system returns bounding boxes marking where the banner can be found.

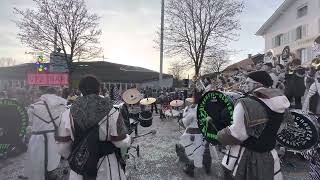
[27,73,69,86]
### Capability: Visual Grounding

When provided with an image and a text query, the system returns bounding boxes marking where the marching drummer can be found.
[175,89,214,177]
[122,88,143,121]
[217,71,290,180]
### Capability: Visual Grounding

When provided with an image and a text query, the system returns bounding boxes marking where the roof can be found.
[223,54,264,72]
[0,61,173,83]
[256,0,296,36]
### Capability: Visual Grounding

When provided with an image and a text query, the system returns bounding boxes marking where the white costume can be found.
[179,105,218,167]
[25,94,68,180]
[57,108,131,180]
[220,88,290,180]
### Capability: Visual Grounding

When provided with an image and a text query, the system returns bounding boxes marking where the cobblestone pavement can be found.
[0,115,310,180]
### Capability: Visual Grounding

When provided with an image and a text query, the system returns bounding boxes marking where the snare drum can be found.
[277,109,319,151]
[139,111,153,127]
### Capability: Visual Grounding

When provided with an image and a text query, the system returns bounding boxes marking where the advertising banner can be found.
[27,73,69,86]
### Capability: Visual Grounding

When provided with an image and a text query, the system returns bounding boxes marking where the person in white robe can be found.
[175,92,218,177]
[24,87,68,180]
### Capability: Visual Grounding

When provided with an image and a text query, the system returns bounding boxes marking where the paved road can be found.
[0,115,310,180]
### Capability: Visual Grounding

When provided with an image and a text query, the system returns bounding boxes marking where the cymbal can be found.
[170,100,184,107]
[122,88,142,105]
[186,98,194,103]
[140,97,156,105]
[67,95,78,101]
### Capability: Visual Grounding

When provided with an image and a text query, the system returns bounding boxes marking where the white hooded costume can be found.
[25,94,68,180]
[178,105,218,168]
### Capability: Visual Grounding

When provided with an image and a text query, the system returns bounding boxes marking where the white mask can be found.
[242,78,263,93]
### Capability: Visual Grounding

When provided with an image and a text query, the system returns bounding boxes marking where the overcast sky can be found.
[0,0,283,73]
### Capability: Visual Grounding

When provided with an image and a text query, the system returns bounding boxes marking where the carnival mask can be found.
[242,78,263,93]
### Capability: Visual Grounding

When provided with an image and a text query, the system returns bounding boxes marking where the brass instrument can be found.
[311,57,320,70]
[287,58,302,75]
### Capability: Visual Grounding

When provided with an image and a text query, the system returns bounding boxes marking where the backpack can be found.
[68,111,117,177]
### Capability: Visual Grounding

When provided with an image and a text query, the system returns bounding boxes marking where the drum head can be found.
[0,99,28,155]
[140,111,152,119]
[277,109,319,151]
[197,91,234,144]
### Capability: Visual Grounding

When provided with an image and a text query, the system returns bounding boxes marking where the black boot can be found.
[183,164,195,177]
[203,143,212,175]
[175,144,189,164]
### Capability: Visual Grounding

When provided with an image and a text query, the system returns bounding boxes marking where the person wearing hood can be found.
[217,71,290,180]
[175,88,218,177]
[24,86,69,180]
[56,75,131,180]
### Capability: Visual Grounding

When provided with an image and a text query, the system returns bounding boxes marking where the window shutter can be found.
[307,47,312,63]
[302,24,307,38]
[290,29,296,41]
[272,37,275,47]
[318,19,320,33]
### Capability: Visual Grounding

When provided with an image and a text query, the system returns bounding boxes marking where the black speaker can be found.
[183,79,189,88]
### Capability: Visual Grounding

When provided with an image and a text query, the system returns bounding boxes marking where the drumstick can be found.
[132,130,157,139]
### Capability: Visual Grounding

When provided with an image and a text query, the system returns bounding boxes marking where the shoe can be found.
[204,166,211,175]
[183,164,195,177]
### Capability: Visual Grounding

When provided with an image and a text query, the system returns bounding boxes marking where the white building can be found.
[256,0,320,65]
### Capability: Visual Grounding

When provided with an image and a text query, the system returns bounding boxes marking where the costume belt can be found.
[186,128,201,134]
[31,130,55,135]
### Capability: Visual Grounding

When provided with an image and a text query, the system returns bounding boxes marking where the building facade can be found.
[256,0,320,64]
[0,62,173,91]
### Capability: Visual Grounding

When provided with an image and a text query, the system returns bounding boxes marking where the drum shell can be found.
[139,111,153,127]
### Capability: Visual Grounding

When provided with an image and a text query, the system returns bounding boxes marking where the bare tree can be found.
[203,50,230,74]
[163,0,243,76]
[0,57,17,67]
[13,0,102,73]
[168,61,185,80]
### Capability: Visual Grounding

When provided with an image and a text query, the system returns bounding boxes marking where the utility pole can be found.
[54,25,58,53]
[159,0,164,89]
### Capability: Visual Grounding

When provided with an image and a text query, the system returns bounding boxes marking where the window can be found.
[297,5,308,18]
[296,26,302,40]
[275,34,283,47]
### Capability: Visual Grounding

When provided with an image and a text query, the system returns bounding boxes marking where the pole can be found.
[54,25,58,53]
[159,0,165,89]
